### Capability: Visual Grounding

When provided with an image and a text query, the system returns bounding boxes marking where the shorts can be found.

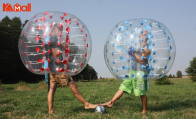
[50,73,73,87]
[119,70,148,96]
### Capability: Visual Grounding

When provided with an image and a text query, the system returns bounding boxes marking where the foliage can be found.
[176,70,182,78]
[155,75,173,85]
[186,57,196,82]
[168,74,172,78]
[0,16,44,83]
[72,64,98,81]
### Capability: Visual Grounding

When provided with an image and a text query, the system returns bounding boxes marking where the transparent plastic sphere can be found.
[104,19,176,80]
[19,11,92,76]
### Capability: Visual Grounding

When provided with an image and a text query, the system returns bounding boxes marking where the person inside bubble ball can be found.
[101,31,151,114]
[48,23,97,114]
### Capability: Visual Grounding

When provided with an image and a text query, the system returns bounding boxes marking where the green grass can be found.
[0,78,196,119]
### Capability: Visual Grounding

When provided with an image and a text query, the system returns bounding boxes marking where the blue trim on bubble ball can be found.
[140,30,143,34]
[149,65,154,71]
[132,65,135,69]
[170,46,172,50]
[167,36,170,43]
[149,23,152,27]
[131,74,135,78]
[144,74,148,78]
[119,35,123,40]
[148,39,152,43]
[146,65,149,70]
[140,21,143,25]
[132,57,135,61]
[141,47,144,52]
[158,22,161,27]
[163,28,167,34]
[125,75,129,78]
[153,51,156,55]
[159,74,162,77]
[115,69,118,72]
[168,56,171,60]
[144,25,149,30]
[164,66,167,70]
[141,56,144,60]
[110,32,113,35]
[140,38,143,43]
[121,26,125,31]
[152,43,155,46]
[118,46,122,50]
[127,58,130,62]
[112,52,114,56]
[122,66,126,70]
[124,21,128,24]
[141,65,144,69]
[141,73,144,78]
[147,44,152,51]
[120,56,123,61]
[153,59,156,63]
[146,34,150,38]
[112,60,115,64]
[150,73,154,77]
[129,22,133,26]
[147,55,152,60]
[143,19,147,23]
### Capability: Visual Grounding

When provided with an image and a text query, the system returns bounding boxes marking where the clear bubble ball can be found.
[19,11,92,76]
[104,19,176,80]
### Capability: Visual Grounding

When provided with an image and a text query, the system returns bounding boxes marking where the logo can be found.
[3,3,31,12]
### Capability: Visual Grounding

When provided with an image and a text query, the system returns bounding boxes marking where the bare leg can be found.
[100,90,124,107]
[68,81,97,109]
[140,95,147,114]
[48,83,57,114]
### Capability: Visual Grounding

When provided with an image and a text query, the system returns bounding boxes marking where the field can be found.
[0,78,196,119]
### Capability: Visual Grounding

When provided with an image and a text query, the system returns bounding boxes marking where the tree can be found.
[172,75,175,78]
[168,74,172,78]
[155,75,173,85]
[72,64,98,81]
[0,16,44,83]
[176,70,182,78]
[186,57,196,81]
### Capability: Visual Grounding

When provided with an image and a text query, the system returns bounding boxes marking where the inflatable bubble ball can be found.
[19,11,92,76]
[104,18,176,80]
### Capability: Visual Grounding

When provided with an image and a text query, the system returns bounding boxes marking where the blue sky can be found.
[0,0,196,77]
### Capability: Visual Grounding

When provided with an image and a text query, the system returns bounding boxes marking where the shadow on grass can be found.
[72,106,95,113]
[149,99,196,111]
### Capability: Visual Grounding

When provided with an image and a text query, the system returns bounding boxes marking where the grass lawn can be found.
[0,78,196,119]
